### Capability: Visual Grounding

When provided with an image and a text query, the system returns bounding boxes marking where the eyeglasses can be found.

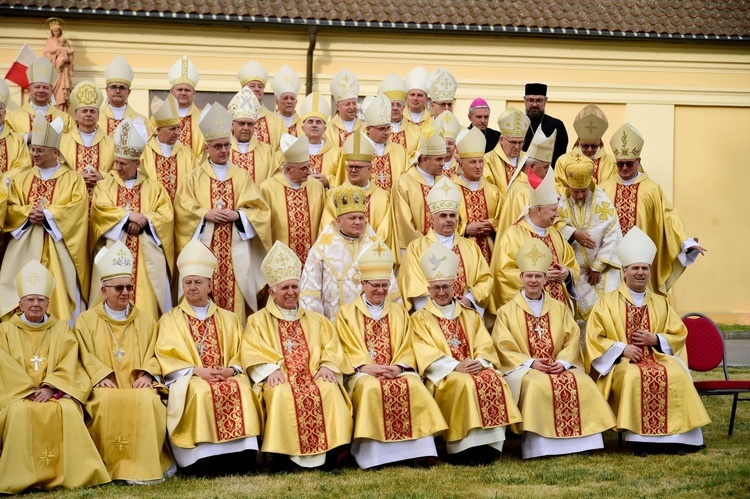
[363,281,389,290]
[429,284,453,293]
[524,98,545,105]
[208,143,232,151]
[104,284,134,293]
[616,160,638,168]
[346,164,369,171]
[107,85,129,92]
[502,138,525,147]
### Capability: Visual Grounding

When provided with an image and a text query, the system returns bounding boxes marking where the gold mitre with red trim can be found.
[561,153,595,189]
[262,241,302,287]
[331,184,366,217]
[516,238,552,273]
[358,240,395,281]
[419,241,459,282]
[16,259,55,299]
[343,132,375,163]
[573,104,608,142]
[95,240,133,282]
[496,107,530,139]
[610,123,643,160]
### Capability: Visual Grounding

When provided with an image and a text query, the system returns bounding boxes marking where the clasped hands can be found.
[623,329,658,363]
[359,364,403,379]
[95,373,154,389]
[531,359,565,374]
[205,208,240,224]
[546,263,570,283]
[266,366,338,388]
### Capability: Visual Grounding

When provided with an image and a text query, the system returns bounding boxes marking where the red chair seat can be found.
[694,380,750,391]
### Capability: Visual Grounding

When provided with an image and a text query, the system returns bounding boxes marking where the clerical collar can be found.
[308,141,323,155]
[391,120,402,132]
[509,156,518,167]
[190,302,210,320]
[435,232,455,249]
[104,302,130,321]
[524,216,547,236]
[619,172,641,185]
[363,294,385,320]
[460,175,481,191]
[236,140,250,154]
[341,118,356,133]
[157,138,174,157]
[20,313,49,326]
[409,110,424,122]
[373,142,386,157]
[30,102,50,114]
[353,181,370,191]
[210,161,229,181]
[338,230,360,242]
[522,290,544,318]
[279,113,294,127]
[282,171,301,189]
[109,103,127,119]
[628,288,646,307]
[38,163,61,181]
[278,305,298,321]
[178,106,190,118]
[416,165,436,186]
[79,128,97,147]
[433,300,455,319]
[124,171,139,189]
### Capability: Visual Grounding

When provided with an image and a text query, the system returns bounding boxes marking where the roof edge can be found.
[2,5,747,42]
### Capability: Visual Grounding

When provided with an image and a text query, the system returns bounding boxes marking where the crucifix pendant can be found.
[368,348,377,359]
[283,338,295,355]
[124,202,132,212]
[534,324,545,338]
[113,346,125,363]
[215,199,226,210]
[196,341,206,357]
[30,354,44,371]
[449,337,461,349]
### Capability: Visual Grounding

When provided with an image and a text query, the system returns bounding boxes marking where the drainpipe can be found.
[306,26,317,96]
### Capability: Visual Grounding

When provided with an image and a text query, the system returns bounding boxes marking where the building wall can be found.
[2,17,749,322]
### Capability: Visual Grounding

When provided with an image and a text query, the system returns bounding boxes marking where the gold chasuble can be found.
[392,167,437,252]
[148,105,205,157]
[335,297,447,445]
[483,146,524,196]
[320,182,396,262]
[492,292,615,443]
[491,220,579,311]
[389,120,421,158]
[98,104,146,137]
[90,173,175,321]
[230,136,273,184]
[0,315,110,494]
[0,125,31,172]
[259,171,325,268]
[399,230,493,312]
[324,114,365,148]
[272,140,342,189]
[0,174,6,228]
[0,164,90,321]
[174,161,272,323]
[254,107,285,151]
[334,141,408,191]
[59,127,116,200]
[495,171,530,237]
[242,300,353,461]
[140,137,196,204]
[585,283,710,437]
[6,102,73,136]
[156,301,263,458]
[453,175,503,264]
[74,304,173,482]
[600,172,695,294]
[411,302,521,446]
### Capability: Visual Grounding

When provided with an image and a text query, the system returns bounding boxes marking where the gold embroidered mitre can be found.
[343,132,375,163]
[427,67,457,103]
[27,57,55,86]
[358,240,395,281]
[270,64,301,97]
[198,103,232,142]
[331,184,366,217]
[562,153,595,189]
[496,107,530,139]
[113,117,147,160]
[261,241,302,287]
[330,69,360,102]
[167,55,199,89]
[69,80,104,111]
[610,123,643,160]
[364,93,391,127]
[228,86,262,121]
[95,240,134,282]
[573,104,608,142]
[433,110,462,141]
[427,176,461,214]
[516,238,552,273]
[16,260,55,299]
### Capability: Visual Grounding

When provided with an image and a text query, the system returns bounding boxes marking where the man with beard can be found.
[522,83,568,168]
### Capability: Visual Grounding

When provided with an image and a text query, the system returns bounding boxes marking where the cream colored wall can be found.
[2,17,749,322]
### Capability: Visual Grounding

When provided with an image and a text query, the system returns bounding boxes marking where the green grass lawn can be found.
[27,368,750,498]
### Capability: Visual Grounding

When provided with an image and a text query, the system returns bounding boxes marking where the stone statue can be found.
[43,18,74,113]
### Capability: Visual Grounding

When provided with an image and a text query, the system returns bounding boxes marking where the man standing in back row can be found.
[523,83,568,168]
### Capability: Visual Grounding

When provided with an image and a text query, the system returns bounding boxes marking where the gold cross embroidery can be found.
[39,448,56,466]
[372,242,386,256]
[113,434,129,452]
[525,245,544,265]
[26,272,41,286]
[595,202,615,220]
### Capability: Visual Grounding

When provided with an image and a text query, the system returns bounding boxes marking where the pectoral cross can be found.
[449,337,462,349]
[375,171,388,184]
[36,197,48,209]
[215,199,226,210]
[368,348,377,359]
[124,202,132,212]
[196,341,206,357]
[534,324,545,339]
[283,338,296,355]
[30,353,44,371]
[113,346,125,363]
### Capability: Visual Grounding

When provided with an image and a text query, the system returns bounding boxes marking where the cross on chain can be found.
[196,341,206,357]
[113,346,125,363]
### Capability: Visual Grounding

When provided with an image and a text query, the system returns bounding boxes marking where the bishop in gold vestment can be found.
[98,55,146,136]
[492,239,615,459]
[0,79,31,172]
[242,241,353,469]
[0,260,109,494]
[75,242,173,483]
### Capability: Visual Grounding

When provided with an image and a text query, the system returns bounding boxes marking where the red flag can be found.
[4,45,38,89]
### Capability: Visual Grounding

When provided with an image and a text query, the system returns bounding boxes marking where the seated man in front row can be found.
[156,240,262,476]
[492,239,615,459]
[411,242,521,464]
[585,227,710,455]
[242,241,353,470]
[335,242,448,469]
[0,260,109,494]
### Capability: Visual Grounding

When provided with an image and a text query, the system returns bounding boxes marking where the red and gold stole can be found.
[531,233,567,303]
[284,187,313,266]
[209,179,236,312]
[116,184,142,303]
[614,183,639,235]
[231,149,256,182]
[371,155,393,191]
[178,116,192,149]
[155,155,178,203]
[460,186,492,263]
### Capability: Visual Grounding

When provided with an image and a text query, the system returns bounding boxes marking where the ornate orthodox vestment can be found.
[335,297,447,468]
[0,314,110,493]
[74,304,173,482]
[584,283,710,443]
[90,173,175,321]
[0,164,89,321]
[174,161,272,323]
[156,301,263,467]
[242,300,353,466]
[492,291,616,458]
[410,301,522,452]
